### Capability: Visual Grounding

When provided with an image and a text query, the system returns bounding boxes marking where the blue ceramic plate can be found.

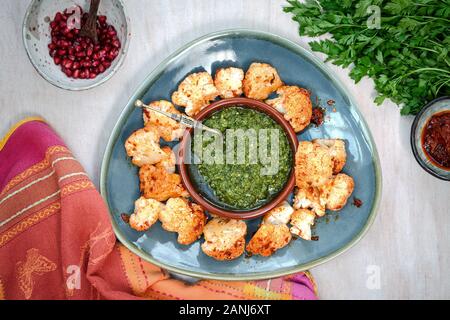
[100,29,382,280]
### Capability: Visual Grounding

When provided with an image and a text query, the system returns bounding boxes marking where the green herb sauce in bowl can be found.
[190,106,292,211]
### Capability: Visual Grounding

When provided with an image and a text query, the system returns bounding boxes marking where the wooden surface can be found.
[1,0,449,299]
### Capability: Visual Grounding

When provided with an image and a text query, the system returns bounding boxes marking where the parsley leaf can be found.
[284,0,450,115]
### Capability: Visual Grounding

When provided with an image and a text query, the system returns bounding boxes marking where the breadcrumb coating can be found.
[129,197,163,231]
[266,85,312,132]
[139,165,188,202]
[214,67,244,98]
[243,62,283,100]
[160,197,207,245]
[172,72,219,116]
[124,127,166,167]
[201,217,247,260]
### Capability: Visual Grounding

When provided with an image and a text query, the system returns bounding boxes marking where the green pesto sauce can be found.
[192,107,292,210]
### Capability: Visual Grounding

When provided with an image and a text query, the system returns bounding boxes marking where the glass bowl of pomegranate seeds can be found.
[23,0,129,90]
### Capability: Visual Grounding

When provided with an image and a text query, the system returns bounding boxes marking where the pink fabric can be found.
[0,121,64,192]
[0,119,318,300]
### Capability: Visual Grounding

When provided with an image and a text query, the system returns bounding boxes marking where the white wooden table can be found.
[1,0,449,299]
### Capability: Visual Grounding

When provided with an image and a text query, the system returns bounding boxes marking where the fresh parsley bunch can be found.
[284,0,450,115]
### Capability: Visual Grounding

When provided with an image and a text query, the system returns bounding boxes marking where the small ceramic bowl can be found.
[411,96,450,181]
[22,0,130,90]
[178,97,298,220]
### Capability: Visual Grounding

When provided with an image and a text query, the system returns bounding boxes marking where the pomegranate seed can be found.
[73,69,80,78]
[107,27,117,37]
[112,39,121,48]
[50,21,57,29]
[57,49,67,56]
[58,40,69,48]
[62,27,71,36]
[54,12,63,22]
[98,64,105,73]
[98,15,107,24]
[110,49,119,59]
[53,56,61,65]
[64,59,73,69]
[48,43,56,50]
[63,68,72,77]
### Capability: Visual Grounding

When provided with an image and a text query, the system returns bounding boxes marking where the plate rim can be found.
[100,28,382,281]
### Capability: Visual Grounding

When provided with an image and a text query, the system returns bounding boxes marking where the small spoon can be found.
[79,0,101,44]
[135,100,222,136]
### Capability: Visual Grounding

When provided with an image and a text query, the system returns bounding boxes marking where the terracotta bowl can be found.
[178,97,298,220]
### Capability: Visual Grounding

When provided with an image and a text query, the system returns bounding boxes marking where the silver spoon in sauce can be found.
[135,100,222,136]
[79,0,101,44]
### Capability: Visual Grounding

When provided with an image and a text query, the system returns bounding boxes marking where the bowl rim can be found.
[177,97,298,220]
[410,96,450,181]
[22,0,130,91]
[100,28,382,281]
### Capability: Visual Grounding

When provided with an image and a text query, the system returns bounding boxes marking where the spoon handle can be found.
[135,100,221,136]
[80,0,101,43]
[88,0,100,22]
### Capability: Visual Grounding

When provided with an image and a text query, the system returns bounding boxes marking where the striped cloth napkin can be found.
[0,118,318,300]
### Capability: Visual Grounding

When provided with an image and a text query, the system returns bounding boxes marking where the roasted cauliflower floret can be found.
[214,67,244,98]
[246,224,291,257]
[243,62,283,100]
[155,146,176,174]
[139,165,188,202]
[295,141,333,188]
[129,197,163,231]
[171,72,219,116]
[293,186,326,217]
[313,139,347,174]
[124,127,166,167]
[262,201,294,225]
[266,86,312,132]
[290,209,315,240]
[201,217,247,260]
[143,100,185,141]
[159,197,207,245]
[323,173,354,211]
